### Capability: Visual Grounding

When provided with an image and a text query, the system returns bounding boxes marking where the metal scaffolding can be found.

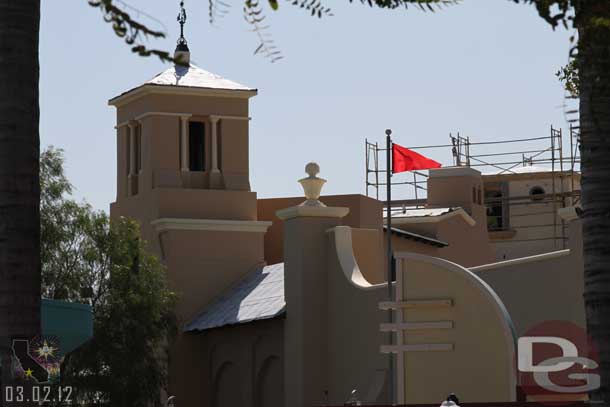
[366,125,581,249]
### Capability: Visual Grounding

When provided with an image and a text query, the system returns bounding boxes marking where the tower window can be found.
[486,191,504,230]
[485,182,510,231]
[189,121,205,171]
[529,186,546,201]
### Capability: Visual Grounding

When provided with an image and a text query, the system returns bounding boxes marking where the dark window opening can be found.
[485,182,510,231]
[189,121,205,171]
[529,186,546,201]
[486,190,510,231]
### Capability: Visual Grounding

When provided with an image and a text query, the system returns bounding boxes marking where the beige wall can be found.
[281,212,347,407]
[472,219,585,337]
[326,228,392,405]
[427,167,484,215]
[435,211,495,266]
[324,227,517,405]
[395,253,517,404]
[258,194,383,265]
[352,228,387,284]
[390,234,439,258]
[110,188,259,251]
[165,318,283,407]
[220,119,250,190]
[160,229,266,319]
[390,212,496,268]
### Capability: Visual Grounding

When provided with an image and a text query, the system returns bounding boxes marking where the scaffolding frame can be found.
[366,125,581,249]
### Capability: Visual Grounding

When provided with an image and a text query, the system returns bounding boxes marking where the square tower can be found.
[107,10,275,404]
[109,62,257,198]
[108,48,273,407]
[108,53,271,321]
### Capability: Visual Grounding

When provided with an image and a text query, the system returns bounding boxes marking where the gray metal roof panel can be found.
[383,226,449,248]
[185,263,285,332]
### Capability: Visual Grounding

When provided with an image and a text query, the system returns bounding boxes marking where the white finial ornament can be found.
[298,162,327,207]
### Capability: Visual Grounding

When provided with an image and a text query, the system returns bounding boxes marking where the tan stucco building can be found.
[107,42,586,407]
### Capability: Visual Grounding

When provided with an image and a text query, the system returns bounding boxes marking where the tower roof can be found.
[147,63,255,91]
[108,64,257,106]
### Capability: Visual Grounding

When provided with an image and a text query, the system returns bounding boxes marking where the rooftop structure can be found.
[366,126,581,260]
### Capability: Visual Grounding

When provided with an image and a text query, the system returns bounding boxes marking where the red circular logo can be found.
[518,320,599,404]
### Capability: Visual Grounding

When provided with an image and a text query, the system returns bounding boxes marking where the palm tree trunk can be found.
[0,0,41,397]
[577,2,610,403]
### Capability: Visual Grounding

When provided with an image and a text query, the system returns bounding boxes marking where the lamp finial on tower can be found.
[175,1,190,65]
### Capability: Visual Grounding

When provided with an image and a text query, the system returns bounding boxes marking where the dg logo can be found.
[518,320,599,401]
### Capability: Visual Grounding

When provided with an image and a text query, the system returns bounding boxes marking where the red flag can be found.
[392,143,441,173]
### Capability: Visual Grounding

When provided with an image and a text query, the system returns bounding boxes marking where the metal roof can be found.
[384,206,476,227]
[385,207,458,219]
[482,165,579,177]
[185,263,285,332]
[147,64,255,91]
[109,63,256,106]
[383,226,449,248]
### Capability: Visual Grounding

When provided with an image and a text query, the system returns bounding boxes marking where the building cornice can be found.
[469,249,571,273]
[276,206,349,221]
[210,114,251,121]
[109,84,258,108]
[135,112,192,121]
[151,218,272,233]
[116,112,251,128]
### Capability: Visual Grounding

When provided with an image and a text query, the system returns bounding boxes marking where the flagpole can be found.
[385,128,394,404]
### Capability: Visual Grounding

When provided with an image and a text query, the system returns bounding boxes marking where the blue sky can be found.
[40,0,574,211]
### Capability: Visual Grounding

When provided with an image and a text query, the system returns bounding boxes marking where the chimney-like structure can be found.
[276,164,349,407]
[426,167,483,212]
[426,166,486,225]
